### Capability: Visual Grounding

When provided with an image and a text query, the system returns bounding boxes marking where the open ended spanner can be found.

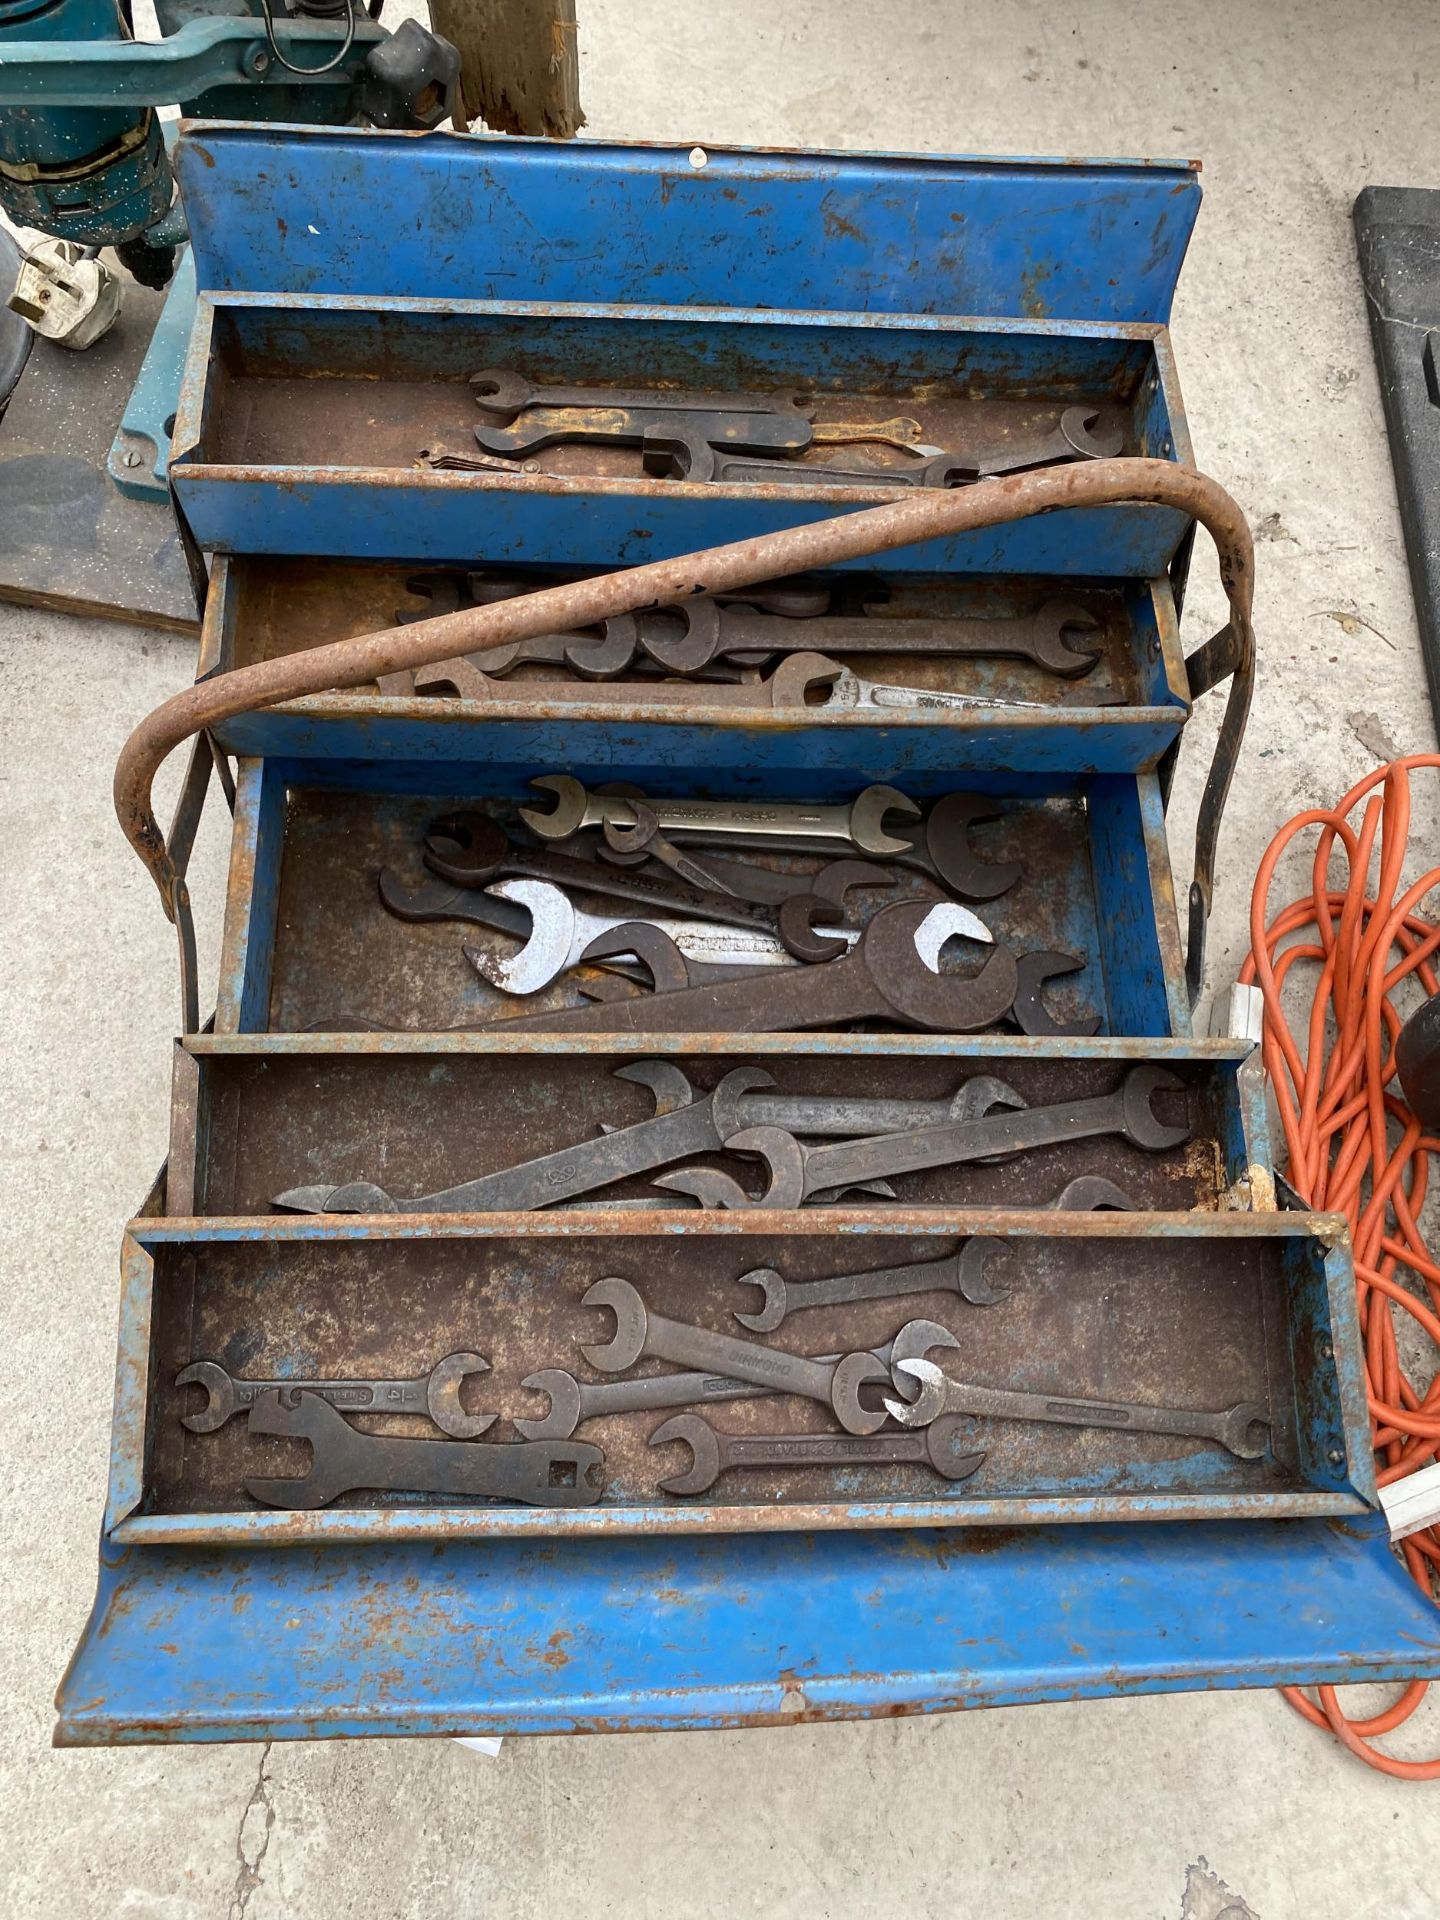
[649,1411,986,1495]
[395,656,853,713]
[521,776,920,856]
[961,405,1126,476]
[638,597,1101,678]
[645,442,976,488]
[410,624,640,691]
[501,900,1017,1037]
[273,1064,782,1214]
[243,1390,605,1510]
[657,1064,1188,1208]
[656,790,1023,904]
[466,878,806,995]
[470,370,814,455]
[1010,951,1101,1038]
[884,1359,1271,1460]
[581,1277,892,1436]
[732,1240,1007,1334]
[599,802,903,912]
[607,1059,1025,1142]
[514,1334,900,1441]
[175,1353,495,1439]
[422,811,784,934]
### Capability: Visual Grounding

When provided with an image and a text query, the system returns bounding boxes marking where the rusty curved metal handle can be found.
[114,459,1254,1026]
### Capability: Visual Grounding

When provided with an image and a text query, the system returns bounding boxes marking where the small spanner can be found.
[884,1358,1271,1460]
[580,1277,892,1436]
[521,775,921,856]
[732,1240,1008,1335]
[764,652,1078,716]
[175,1353,495,1439]
[271,1063,779,1214]
[243,1391,605,1510]
[658,1064,1189,1208]
[1010,951,1101,1039]
[501,900,1018,1037]
[638,598,1102,678]
[514,1334,900,1441]
[466,877,809,995]
[966,406,1124,476]
[648,1411,987,1495]
[470,371,815,425]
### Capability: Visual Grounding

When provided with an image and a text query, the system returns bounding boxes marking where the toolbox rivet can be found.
[1327,1448,1345,1466]
[1319,1339,1333,1361]
[689,147,708,169]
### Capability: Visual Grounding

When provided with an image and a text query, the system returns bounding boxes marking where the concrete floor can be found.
[4,2,1440,1913]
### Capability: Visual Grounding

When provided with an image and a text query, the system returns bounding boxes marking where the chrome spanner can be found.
[649,1411,987,1494]
[580,1277,892,1436]
[520,775,921,855]
[175,1352,496,1439]
[885,1358,1271,1460]
[465,878,810,995]
[514,1336,900,1440]
[732,1239,1008,1334]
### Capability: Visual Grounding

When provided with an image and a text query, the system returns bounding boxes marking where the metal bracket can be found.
[109,247,196,501]
[0,19,380,108]
[1182,619,1254,1008]
[164,731,228,1035]
[1157,616,1255,1010]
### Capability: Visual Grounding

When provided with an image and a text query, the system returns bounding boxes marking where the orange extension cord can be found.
[1243,754,1440,1778]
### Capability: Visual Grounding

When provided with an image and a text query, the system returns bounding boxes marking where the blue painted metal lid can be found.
[174,122,1200,324]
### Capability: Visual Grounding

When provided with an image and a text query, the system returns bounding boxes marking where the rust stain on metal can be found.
[537,1631,573,1670]
[1247,1163,1277,1212]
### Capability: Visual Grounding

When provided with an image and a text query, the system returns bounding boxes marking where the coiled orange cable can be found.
[1242,754,1440,1777]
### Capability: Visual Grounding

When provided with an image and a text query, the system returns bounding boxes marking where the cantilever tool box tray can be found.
[107,1205,1370,1547]
[167,290,1192,575]
[197,555,1191,777]
[212,755,1188,1039]
[164,125,1201,578]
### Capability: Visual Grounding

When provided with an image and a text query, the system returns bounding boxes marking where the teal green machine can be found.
[0,0,458,493]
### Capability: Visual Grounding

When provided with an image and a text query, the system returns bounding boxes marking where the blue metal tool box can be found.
[58,126,1440,1745]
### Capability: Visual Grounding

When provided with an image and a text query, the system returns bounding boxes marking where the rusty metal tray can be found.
[214,762,1187,1038]
[167,1036,1264,1218]
[107,1209,1372,1547]
[197,555,1190,776]
[169,294,1191,577]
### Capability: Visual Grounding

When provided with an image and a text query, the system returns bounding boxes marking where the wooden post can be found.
[428,0,585,138]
